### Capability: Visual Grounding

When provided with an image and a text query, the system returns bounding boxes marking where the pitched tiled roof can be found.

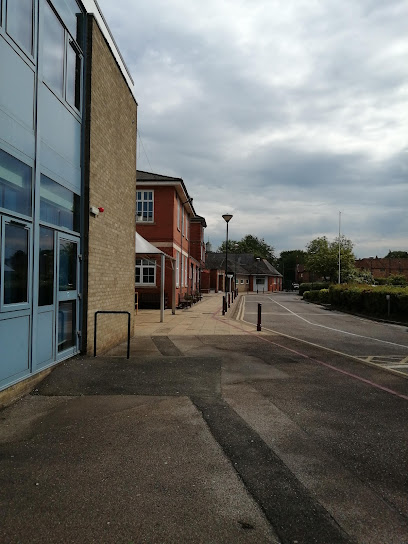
[205,252,282,277]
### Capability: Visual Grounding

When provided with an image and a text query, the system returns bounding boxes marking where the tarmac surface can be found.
[1,292,408,543]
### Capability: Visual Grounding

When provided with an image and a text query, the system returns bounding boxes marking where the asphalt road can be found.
[2,298,408,543]
[242,292,408,374]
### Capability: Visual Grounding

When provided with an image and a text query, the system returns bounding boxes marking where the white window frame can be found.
[177,196,180,231]
[180,254,184,287]
[184,256,188,287]
[176,252,180,287]
[136,190,154,223]
[135,258,156,286]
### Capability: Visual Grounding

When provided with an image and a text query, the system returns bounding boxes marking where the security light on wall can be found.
[90,206,104,216]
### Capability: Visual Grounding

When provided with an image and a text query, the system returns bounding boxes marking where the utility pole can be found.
[338,211,341,284]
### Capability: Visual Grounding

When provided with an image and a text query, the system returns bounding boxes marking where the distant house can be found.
[355,257,408,280]
[135,170,206,308]
[205,252,282,293]
[296,258,408,284]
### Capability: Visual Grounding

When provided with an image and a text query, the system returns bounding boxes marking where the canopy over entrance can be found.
[135,232,176,321]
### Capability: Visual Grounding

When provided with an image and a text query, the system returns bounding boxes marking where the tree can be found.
[385,250,408,259]
[344,267,374,284]
[305,235,355,283]
[277,250,306,288]
[218,235,276,264]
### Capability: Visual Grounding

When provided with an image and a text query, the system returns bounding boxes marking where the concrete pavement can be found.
[2,292,408,543]
[0,293,282,544]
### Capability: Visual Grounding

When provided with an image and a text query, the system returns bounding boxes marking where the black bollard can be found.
[257,303,262,331]
[222,296,226,315]
[228,293,230,308]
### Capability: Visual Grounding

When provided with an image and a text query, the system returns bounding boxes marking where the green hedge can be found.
[328,284,408,319]
[303,288,330,304]
[299,282,330,295]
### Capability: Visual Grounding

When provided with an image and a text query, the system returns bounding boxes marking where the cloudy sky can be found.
[97,0,407,258]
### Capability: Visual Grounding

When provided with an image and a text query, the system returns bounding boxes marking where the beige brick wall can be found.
[85,20,137,354]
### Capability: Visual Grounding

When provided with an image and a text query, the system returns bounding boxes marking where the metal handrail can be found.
[94,311,131,359]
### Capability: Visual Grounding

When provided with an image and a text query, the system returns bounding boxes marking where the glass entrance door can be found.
[56,233,79,359]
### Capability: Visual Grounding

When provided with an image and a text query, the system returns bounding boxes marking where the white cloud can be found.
[98,0,408,258]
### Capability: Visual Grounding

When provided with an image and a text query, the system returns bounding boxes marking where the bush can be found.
[303,290,311,300]
[328,284,408,320]
[299,282,330,296]
[318,289,330,304]
[386,274,408,287]
[374,278,387,286]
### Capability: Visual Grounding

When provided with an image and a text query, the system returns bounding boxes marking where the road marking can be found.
[358,356,408,374]
[213,308,408,400]
[264,296,408,350]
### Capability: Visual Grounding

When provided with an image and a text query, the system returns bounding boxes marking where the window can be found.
[3,220,29,306]
[246,279,249,284]
[58,300,76,352]
[66,40,81,110]
[42,1,65,96]
[42,0,83,111]
[176,196,180,231]
[180,255,184,287]
[6,0,34,55]
[176,252,180,287]
[135,259,156,285]
[38,226,54,306]
[59,239,76,291]
[0,149,32,217]
[181,206,184,236]
[136,191,154,222]
[184,256,187,287]
[241,279,244,284]
[40,175,79,231]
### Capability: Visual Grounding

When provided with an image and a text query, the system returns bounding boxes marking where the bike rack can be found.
[94,311,131,359]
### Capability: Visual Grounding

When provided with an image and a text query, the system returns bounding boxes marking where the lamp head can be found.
[222,214,233,223]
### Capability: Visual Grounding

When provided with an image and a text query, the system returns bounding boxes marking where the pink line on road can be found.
[213,309,408,402]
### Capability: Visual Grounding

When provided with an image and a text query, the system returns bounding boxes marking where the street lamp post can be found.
[222,214,233,305]
[234,242,239,295]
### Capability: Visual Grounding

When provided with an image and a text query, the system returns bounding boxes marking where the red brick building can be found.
[135,171,206,308]
[355,258,408,280]
[296,258,408,284]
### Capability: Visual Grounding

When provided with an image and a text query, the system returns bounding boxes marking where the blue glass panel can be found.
[58,300,75,352]
[42,1,64,96]
[40,174,79,231]
[4,222,29,305]
[66,41,81,110]
[6,0,33,55]
[59,239,76,291]
[0,149,32,216]
[39,227,54,306]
